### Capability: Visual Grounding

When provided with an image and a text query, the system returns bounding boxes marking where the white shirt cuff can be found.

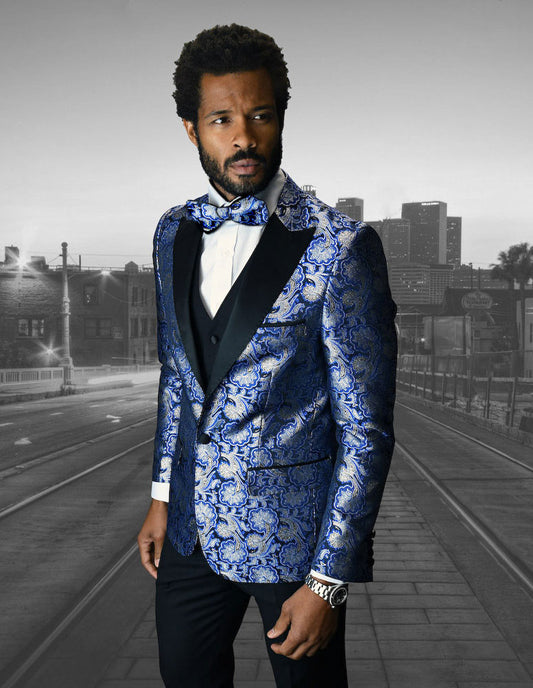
[310,569,346,585]
[151,481,170,502]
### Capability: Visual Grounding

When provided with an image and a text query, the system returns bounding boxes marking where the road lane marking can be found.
[0,422,14,427]
[396,440,533,598]
[14,437,32,445]
[0,415,156,480]
[1,542,138,688]
[50,412,64,416]
[0,437,153,519]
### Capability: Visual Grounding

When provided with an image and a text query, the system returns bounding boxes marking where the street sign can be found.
[461,291,493,310]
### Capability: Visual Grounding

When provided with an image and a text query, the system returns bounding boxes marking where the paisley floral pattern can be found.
[185,195,269,232]
[152,175,397,583]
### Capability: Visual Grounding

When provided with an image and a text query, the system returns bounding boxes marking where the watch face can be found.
[331,587,348,606]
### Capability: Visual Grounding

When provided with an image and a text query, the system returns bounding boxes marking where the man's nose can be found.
[232,119,256,149]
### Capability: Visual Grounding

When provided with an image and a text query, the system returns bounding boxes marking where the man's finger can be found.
[138,538,157,579]
[272,634,313,660]
[270,624,309,657]
[267,607,290,639]
[154,540,164,568]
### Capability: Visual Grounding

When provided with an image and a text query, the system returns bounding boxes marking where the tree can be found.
[491,242,533,372]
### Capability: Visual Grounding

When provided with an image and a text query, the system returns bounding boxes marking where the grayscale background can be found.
[1,1,532,687]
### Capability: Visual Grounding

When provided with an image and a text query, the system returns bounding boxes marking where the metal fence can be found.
[0,367,65,384]
[0,364,158,386]
[398,354,533,433]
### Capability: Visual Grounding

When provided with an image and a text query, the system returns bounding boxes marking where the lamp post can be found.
[60,241,75,393]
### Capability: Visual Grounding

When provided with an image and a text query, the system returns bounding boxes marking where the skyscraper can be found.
[388,264,431,304]
[446,216,462,267]
[336,197,364,222]
[401,201,447,264]
[302,184,317,197]
[379,218,411,264]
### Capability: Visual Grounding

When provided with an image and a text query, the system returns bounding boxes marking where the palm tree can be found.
[491,242,533,373]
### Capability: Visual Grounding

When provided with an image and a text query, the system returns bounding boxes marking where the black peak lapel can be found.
[206,213,316,398]
[172,218,203,387]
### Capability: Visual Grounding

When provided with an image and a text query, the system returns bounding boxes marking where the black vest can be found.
[189,247,248,391]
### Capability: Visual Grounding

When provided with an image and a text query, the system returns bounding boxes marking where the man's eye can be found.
[253,113,271,121]
[213,117,229,125]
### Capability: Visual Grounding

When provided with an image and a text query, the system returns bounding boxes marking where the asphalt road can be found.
[0,377,159,469]
[1,386,532,687]
[0,380,159,684]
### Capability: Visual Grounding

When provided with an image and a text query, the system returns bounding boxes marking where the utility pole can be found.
[60,241,75,393]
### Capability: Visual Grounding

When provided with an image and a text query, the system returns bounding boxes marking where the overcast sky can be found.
[1,0,531,269]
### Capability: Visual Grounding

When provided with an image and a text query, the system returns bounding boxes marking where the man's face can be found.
[183,69,282,200]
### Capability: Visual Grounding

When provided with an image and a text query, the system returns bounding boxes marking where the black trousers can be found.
[155,536,348,688]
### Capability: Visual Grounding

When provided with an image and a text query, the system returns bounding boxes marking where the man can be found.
[137,24,397,688]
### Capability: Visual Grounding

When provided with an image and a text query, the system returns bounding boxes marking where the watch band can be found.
[305,574,349,608]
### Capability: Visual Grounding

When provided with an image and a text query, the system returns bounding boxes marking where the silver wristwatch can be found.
[305,574,349,608]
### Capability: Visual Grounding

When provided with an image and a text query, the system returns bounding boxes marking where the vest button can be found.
[210,334,219,344]
[198,433,211,444]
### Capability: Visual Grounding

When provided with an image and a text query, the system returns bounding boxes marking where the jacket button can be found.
[210,334,219,344]
[198,433,211,444]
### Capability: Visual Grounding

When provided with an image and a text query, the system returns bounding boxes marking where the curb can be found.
[0,380,134,406]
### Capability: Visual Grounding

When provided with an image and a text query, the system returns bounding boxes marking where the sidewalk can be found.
[0,370,158,404]
[96,474,533,688]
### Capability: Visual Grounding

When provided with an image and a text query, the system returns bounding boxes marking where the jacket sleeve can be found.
[312,223,397,581]
[151,213,182,500]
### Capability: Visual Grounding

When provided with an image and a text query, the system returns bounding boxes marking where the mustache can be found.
[224,150,266,169]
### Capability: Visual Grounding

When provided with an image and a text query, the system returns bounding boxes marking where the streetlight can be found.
[60,241,75,393]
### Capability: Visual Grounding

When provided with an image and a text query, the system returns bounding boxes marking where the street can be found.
[1,387,532,687]
[0,380,158,685]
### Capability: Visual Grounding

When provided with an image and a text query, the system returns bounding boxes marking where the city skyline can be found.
[1,0,532,269]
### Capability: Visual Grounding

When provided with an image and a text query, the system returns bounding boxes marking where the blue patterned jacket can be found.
[152,174,397,583]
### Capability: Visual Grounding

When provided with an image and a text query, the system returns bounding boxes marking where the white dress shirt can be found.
[199,168,286,318]
[151,168,344,585]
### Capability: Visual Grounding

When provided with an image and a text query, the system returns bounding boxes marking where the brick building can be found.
[0,247,157,368]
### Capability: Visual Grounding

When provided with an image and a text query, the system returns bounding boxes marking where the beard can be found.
[197,135,283,199]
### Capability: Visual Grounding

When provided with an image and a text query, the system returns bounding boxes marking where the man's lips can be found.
[229,159,262,175]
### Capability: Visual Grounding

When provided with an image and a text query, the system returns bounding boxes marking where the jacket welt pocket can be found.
[247,456,333,499]
[248,455,331,472]
[260,318,306,328]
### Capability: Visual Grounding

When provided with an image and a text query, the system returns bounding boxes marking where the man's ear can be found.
[183,119,198,147]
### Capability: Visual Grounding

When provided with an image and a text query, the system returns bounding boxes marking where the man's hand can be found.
[137,499,168,579]
[267,582,339,660]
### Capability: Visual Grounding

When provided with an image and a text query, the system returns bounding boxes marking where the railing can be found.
[73,364,158,379]
[397,357,533,433]
[0,368,65,384]
[0,364,158,386]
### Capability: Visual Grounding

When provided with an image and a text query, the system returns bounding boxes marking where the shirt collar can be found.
[207,168,286,217]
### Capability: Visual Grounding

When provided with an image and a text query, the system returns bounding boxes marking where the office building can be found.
[401,201,447,264]
[446,217,462,267]
[429,264,454,303]
[379,218,410,264]
[388,263,431,305]
[336,197,364,222]
[388,262,454,306]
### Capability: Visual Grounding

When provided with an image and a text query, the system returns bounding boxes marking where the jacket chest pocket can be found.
[255,319,308,359]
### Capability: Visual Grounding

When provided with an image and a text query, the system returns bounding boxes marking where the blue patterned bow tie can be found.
[186,195,270,233]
